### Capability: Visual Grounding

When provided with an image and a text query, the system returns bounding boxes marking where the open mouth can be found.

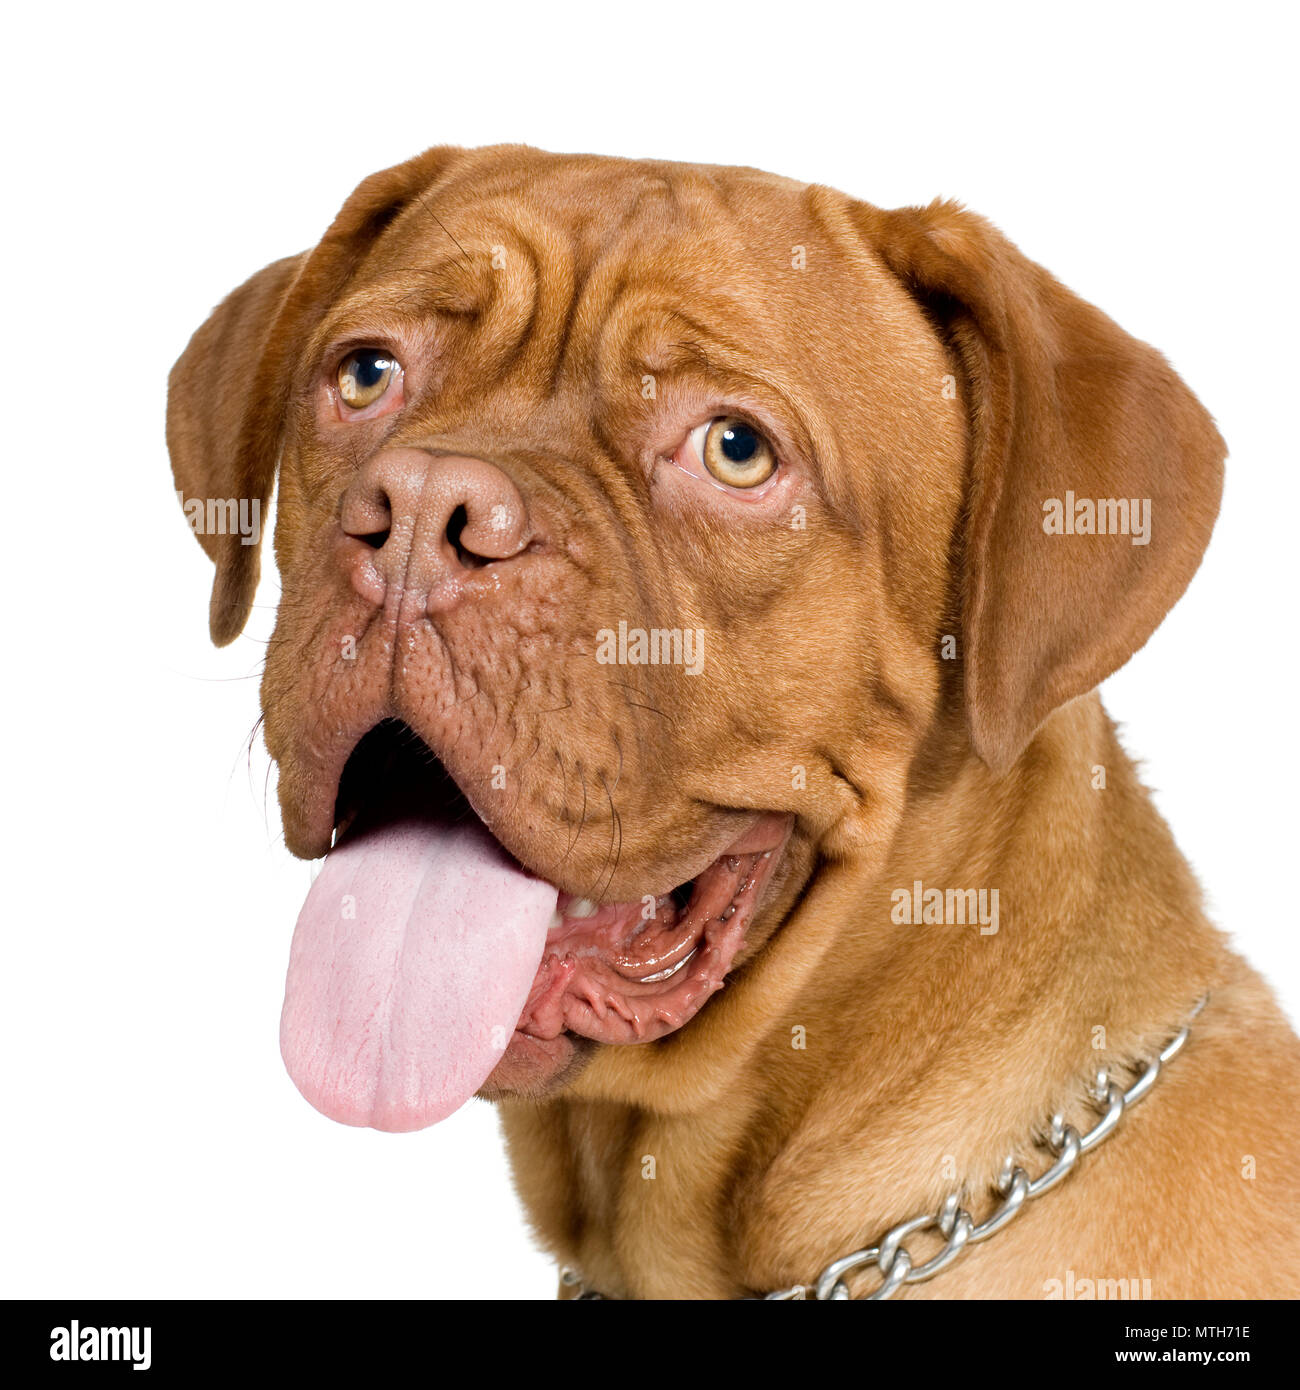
[279,720,791,1132]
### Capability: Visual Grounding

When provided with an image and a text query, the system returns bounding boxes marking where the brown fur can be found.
[168,144,1300,1299]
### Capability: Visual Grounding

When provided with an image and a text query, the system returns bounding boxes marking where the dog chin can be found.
[478,1032,593,1101]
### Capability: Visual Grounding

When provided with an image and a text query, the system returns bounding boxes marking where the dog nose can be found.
[340,449,530,609]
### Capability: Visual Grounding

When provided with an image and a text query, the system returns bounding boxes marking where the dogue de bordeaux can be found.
[168,144,1300,1299]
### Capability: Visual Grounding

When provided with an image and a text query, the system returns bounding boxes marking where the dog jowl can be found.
[168,144,1300,1299]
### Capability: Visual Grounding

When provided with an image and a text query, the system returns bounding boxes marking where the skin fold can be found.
[167,143,1300,1299]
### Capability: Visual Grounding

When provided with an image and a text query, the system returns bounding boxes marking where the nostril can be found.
[445,504,490,569]
[343,486,392,550]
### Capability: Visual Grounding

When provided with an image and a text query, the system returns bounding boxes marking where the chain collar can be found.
[560,995,1206,1301]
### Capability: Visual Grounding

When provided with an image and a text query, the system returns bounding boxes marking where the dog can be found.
[168,144,1300,1299]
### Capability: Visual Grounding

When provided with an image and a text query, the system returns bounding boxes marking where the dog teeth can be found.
[639,947,697,983]
[567,898,599,919]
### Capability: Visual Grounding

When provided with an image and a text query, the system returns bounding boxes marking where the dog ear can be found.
[852,198,1226,771]
[167,253,303,645]
[166,145,464,645]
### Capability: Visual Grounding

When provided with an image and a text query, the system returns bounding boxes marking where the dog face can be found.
[168,145,1223,1127]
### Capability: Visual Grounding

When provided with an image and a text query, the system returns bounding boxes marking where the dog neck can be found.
[499,691,1226,1298]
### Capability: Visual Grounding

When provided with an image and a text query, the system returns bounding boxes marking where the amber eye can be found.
[695,417,778,489]
[337,348,398,409]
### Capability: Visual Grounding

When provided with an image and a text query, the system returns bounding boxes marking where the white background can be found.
[2,1,1295,1300]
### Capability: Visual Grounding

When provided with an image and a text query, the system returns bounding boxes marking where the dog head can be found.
[168,144,1223,1127]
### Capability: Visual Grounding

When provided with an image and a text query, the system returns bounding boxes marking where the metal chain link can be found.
[559,996,1206,1302]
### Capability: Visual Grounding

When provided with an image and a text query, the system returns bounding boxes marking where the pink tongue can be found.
[280,816,557,1133]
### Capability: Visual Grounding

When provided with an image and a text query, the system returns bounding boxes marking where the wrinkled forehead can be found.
[382,150,811,289]
[320,153,838,384]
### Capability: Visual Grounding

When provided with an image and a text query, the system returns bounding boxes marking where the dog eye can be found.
[337,348,399,410]
[690,417,778,489]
